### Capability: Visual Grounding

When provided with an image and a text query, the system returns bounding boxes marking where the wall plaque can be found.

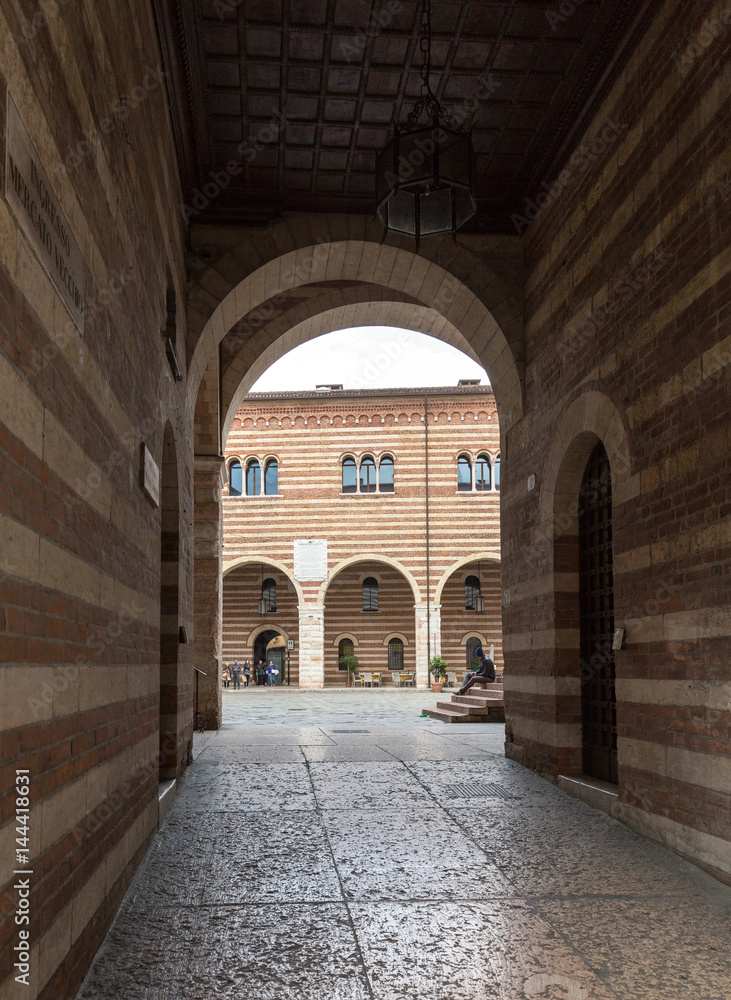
[4,94,85,329]
[294,539,328,581]
[141,443,160,507]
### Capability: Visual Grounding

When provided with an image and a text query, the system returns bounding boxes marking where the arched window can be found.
[229,460,242,497]
[457,454,472,491]
[338,637,354,669]
[264,458,278,495]
[246,459,261,495]
[262,577,276,613]
[363,576,379,611]
[388,637,404,670]
[379,455,394,493]
[342,457,357,493]
[494,453,501,491]
[360,456,376,493]
[466,636,482,670]
[475,453,491,491]
[465,575,481,611]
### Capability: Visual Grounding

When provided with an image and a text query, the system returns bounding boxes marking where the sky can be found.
[250,326,488,392]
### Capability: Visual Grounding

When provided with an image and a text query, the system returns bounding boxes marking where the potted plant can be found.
[339,653,359,687]
[429,655,448,693]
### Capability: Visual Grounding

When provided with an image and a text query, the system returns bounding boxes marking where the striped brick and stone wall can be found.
[0,1,192,996]
[501,0,731,881]
[221,386,503,686]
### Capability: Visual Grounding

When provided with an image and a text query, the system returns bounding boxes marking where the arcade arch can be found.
[194,228,520,714]
[322,559,418,686]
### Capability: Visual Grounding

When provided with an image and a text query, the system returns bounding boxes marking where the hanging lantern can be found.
[376,0,476,249]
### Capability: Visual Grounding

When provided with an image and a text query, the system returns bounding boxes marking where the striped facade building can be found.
[222,384,502,686]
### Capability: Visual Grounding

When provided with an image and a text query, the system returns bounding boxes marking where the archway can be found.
[253,630,286,686]
[187,227,524,440]
[322,559,418,685]
[578,441,618,783]
[190,228,519,710]
[437,558,503,678]
[223,561,300,689]
[519,389,631,776]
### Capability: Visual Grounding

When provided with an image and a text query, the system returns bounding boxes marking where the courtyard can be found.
[76,691,731,1000]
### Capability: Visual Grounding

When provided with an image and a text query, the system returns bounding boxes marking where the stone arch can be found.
[382,632,410,646]
[434,552,501,605]
[222,556,305,605]
[539,389,633,535]
[318,553,422,605]
[332,632,360,647]
[459,631,487,646]
[247,622,291,646]
[188,231,524,439]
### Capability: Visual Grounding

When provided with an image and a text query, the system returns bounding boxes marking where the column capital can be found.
[194,454,226,487]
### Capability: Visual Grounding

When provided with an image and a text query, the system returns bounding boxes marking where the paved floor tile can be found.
[183,762,317,812]
[534,895,731,1000]
[308,761,434,811]
[323,808,516,901]
[349,900,616,1000]
[77,691,731,1000]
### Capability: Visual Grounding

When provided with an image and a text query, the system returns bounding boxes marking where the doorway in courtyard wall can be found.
[254,630,286,685]
[579,441,618,784]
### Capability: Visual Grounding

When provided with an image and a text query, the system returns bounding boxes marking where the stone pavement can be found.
[77,691,731,1000]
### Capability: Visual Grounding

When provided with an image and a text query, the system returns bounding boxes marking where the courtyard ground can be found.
[77,690,731,999]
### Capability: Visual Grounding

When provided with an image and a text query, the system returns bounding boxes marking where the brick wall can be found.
[0,0,191,995]
[221,388,503,684]
[501,0,730,878]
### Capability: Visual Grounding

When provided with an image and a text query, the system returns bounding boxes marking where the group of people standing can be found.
[222,659,280,688]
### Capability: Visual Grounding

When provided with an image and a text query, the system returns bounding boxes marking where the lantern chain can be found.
[405,0,458,129]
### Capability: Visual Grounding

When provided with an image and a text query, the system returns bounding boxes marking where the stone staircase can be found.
[422,681,505,724]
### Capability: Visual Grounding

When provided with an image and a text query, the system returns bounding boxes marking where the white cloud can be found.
[250,326,488,391]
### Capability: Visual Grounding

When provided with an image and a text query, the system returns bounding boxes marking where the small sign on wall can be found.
[4,94,86,329]
[141,443,160,507]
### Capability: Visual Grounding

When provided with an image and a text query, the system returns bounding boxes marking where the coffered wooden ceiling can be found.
[154,0,660,231]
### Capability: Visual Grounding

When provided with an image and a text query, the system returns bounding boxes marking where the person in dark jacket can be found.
[454,646,496,696]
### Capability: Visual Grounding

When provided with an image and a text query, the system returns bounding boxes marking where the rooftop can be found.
[244,384,495,403]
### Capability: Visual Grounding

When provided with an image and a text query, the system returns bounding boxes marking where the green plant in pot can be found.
[339,653,359,686]
[429,655,448,692]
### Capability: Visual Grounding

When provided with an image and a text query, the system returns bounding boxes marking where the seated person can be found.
[455,646,496,696]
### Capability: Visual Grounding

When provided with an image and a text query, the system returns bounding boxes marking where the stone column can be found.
[414,603,441,687]
[194,456,225,728]
[298,605,325,688]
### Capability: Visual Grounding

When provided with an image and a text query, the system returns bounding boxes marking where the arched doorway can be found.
[579,441,618,783]
[253,629,285,685]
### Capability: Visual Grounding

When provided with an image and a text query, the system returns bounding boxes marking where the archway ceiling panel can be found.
[154,0,658,231]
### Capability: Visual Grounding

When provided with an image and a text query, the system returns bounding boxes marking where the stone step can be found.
[436,700,489,715]
[445,682,503,692]
[452,694,504,707]
[421,707,484,724]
